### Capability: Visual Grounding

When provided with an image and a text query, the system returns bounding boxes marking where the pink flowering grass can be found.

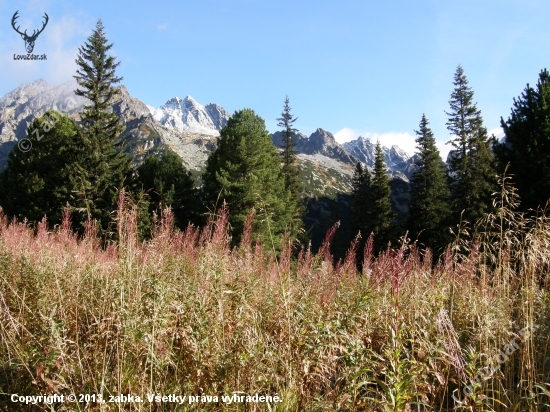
[0,190,549,411]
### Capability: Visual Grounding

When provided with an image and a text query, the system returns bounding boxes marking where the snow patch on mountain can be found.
[152,96,229,136]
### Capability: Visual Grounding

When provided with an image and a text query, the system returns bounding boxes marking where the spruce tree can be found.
[495,69,550,211]
[349,161,373,263]
[445,65,496,226]
[0,111,82,225]
[408,114,451,252]
[350,162,372,239]
[277,96,301,198]
[369,142,395,251]
[203,108,293,250]
[71,19,131,233]
[276,96,305,240]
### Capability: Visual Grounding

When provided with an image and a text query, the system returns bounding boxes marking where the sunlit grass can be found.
[0,185,549,411]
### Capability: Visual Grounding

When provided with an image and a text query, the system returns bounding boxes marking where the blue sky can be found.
[1,0,549,158]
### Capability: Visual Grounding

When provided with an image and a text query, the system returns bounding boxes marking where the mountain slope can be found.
[0,79,413,250]
[272,131,417,179]
[0,80,412,205]
[272,128,359,165]
[343,136,418,179]
[151,96,229,136]
[0,80,224,172]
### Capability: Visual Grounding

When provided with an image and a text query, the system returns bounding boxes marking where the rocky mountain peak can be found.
[152,95,229,136]
[343,136,416,179]
[112,86,152,122]
[271,128,358,166]
[204,103,230,131]
[308,128,337,146]
[389,145,410,162]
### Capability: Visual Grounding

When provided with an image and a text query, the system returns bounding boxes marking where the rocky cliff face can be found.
[0,80,223,172]
[272,131,417,180]
[343,136,418,179]
[0,79,415,246]
[272,128,359,165]
[150,96,230,136]
[0,79,87,166]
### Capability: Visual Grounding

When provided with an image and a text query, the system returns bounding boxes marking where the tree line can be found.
[350,64,550,256]
[0,20,549,259]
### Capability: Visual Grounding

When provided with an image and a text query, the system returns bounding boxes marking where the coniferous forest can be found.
[0,20,549,411]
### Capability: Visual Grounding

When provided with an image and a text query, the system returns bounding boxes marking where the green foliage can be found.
[495,68,550,211]
[370,142,396,250]
[350,143,395,253]
[408,114,451,252]
[71,19,132,234]
[350,162,372,257]
[1,193,549,411]
[203,108,294,251]
[0,111,82,225]
[277,96,306,243]
[445,65,497,227]
[277,96,301,199]
[135,150,202,230]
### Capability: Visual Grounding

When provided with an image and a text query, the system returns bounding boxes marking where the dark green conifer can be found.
[349,161,373,264]
[369,142,395,251]
[0,111,82,225]
[495,69,550,211]
[276,96,305,241]
[350,162,372,239]
[71,19,131,233]
[277,96,301,199]
[445,65,497,226]
[203,108,293,251]
[408,114,451,252]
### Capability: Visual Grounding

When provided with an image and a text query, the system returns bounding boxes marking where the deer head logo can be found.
[11,11,49,54]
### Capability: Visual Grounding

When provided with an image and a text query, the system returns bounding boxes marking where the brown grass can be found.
[0,184,549,411]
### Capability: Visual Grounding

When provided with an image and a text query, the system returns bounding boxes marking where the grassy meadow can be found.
[0,185,549,411]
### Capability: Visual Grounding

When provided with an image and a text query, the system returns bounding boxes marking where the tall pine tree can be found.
[495,69,550,211]
[203,108,294,250]
[350,162,372,239]
[445,65,496,226]
[370,142,395,251]
[277,96,301,199]
[408,114,451,252]
[349,161,373,263]
[276,96,305,240]
[71,19,131,233]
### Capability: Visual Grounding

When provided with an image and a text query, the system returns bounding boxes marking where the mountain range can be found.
[0,79,417,202]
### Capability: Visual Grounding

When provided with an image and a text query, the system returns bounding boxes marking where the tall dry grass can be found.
[0,184,549,411]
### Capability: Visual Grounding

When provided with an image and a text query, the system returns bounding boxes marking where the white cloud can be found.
[488,126,505,141]
[436,140,452,161]
[0,14,90,91]
[157,23,169,30]
[436,127,505,161]
[42,16,89,84]
[334,127,417,157]
[333,127,357,143]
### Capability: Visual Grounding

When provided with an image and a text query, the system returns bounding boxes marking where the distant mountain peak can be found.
[343,136,416,179]
[152,95,229,136]
[29,78,50,87]
[272,128,358,165]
